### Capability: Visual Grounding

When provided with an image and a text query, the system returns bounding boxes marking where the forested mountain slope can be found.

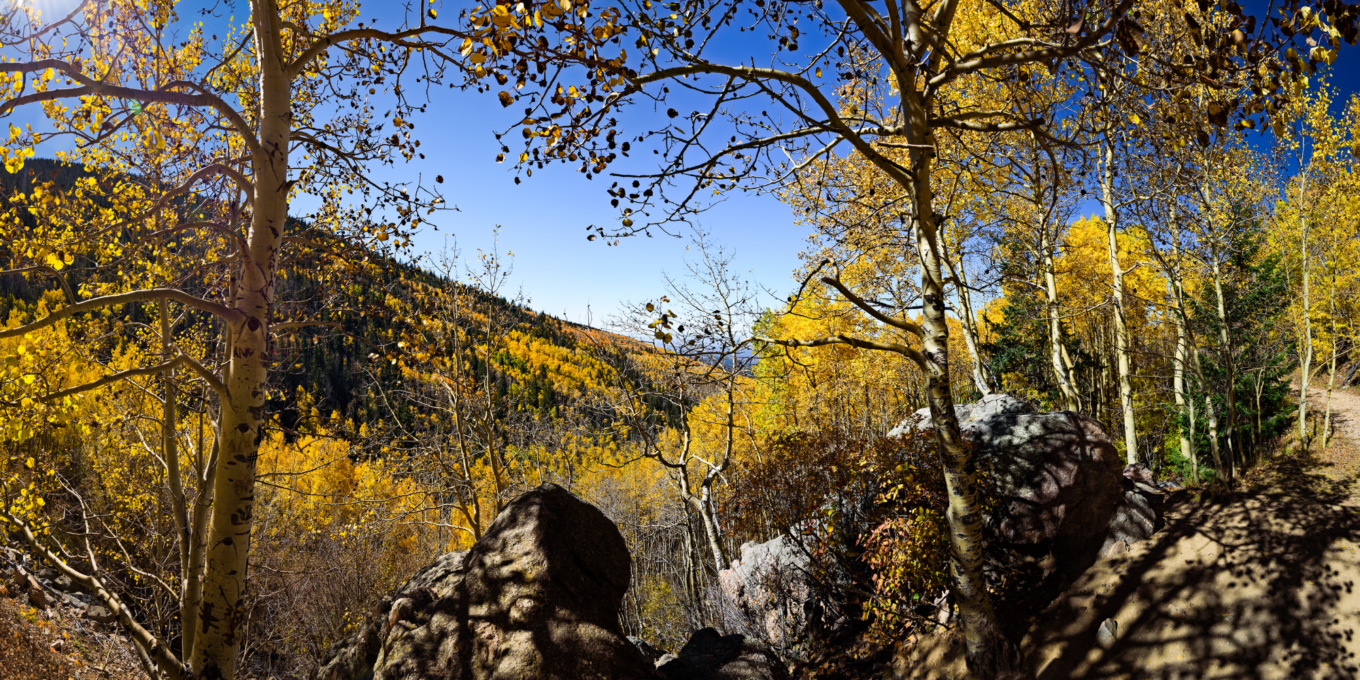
[0,159,641,436]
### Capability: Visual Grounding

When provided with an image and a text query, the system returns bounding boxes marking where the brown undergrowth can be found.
[0,596,146,680]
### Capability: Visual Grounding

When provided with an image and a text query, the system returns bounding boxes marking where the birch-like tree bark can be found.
[1298,165,1314,450]
[1100,134,1140,464]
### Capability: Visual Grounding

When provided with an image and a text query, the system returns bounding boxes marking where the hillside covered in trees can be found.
[3,1,1360,679]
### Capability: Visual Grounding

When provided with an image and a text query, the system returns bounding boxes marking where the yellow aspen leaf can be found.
[24,457,34,469]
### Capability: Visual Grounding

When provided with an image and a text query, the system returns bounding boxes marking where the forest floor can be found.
[1017,383,1360,680]
[0,594,146,680]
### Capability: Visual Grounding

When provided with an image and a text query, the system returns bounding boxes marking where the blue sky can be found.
[15,0,807,324]
[310,3,808,326]
[294,65,807,326]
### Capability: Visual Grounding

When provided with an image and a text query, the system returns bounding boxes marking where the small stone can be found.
[28,583,49,609]
[1097,618,1118,648]
[628,635,667,664]
[84,604,116,624]
[37,568,56,581]
[53,574,74,592]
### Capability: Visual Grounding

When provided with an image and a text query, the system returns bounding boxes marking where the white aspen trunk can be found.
[904,94,1012,675]
[1185,323,1225,476]
[687,491,728,574]
[182,435,216,661]
[159,299,194,660]
[943,249,993,396]
[190,8,291,676]
[1171,288,1195,479]
[1210,249,1238,479]
[689,385,737,574]
[1204,391,1224,473]
[1299,169,1314,450]
[1100,135,1138,464]
[1167,209,1196,481]
[1042,226,1081,412]
[1324,289,1338,448]
[1166,245,1221,478]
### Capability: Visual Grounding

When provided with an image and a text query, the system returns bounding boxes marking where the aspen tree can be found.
[0,1,618,676]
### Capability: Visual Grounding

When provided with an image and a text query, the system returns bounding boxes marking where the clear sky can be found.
[289,64,810,326]
[298,3,811,326]
[7,0,809,325]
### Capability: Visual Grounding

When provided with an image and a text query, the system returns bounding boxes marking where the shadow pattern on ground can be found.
[1024,454,1360,680]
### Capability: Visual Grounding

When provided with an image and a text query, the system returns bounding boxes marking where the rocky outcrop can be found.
[716,537,810,650]
[716,395,1167,649]
[1099,465,1165,558]
[894,394,1145,561]
[0,550,109,622]
[314,483,657,680]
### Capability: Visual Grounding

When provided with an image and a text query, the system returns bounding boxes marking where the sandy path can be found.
[1302,382,1360,454]
[1022,479,1360,679]
[1019,388,1360,679]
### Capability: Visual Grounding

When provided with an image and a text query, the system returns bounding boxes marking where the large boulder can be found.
[894,394,1132,559]
[313,483,659,680]
[717,396,1163,654]
[887,393,1039,438]
[716,537,810,650]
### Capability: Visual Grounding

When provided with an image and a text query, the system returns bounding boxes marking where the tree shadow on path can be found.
[1023,453,1360,680]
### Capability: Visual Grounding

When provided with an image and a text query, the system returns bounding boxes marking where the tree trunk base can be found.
[965,628,1023,680]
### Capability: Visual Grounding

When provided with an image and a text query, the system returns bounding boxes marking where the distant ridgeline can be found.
[0,158,681,441]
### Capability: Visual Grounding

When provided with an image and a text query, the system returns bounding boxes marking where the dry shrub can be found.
[724,429,996,641]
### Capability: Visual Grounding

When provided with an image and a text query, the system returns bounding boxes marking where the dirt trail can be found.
[1018,387,1360,680]
[1304,382,1360,454]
